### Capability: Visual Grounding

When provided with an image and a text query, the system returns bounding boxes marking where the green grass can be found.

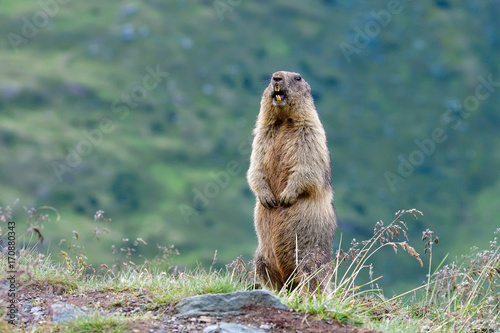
[1,0,499,291]
[3,210,498,332]
[275,210,499,332]
[53,314,130,333]
[53,315,129,333]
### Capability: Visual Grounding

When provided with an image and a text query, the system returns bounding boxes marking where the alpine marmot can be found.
[247,71,337,293]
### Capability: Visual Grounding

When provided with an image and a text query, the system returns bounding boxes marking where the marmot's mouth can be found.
[272,85,286,104]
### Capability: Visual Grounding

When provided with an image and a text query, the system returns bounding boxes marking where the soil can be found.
[6,281,378,333]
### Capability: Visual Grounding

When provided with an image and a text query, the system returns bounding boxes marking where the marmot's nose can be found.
[272,76,283,83]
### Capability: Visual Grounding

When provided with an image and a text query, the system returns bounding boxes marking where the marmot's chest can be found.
[266,122,301,162]
[263,122,304,194]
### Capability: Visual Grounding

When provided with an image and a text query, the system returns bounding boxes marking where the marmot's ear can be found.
[306,83,311,93]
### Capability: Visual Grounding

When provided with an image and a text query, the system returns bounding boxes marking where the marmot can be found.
[247,71,337,293]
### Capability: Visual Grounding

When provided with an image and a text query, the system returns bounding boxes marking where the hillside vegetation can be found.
[1,210,499,332]
[0,0,499,293]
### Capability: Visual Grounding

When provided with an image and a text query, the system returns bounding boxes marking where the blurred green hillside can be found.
[1,0,499,293]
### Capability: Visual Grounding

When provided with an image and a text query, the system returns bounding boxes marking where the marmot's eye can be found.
[295,76,302,81]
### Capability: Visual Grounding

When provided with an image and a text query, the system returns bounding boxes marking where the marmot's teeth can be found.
[275,85,280,92]
[276,95,282,101]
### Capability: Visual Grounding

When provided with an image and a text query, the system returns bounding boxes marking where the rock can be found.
[30,306,43,321]
[180,37,193,49]
[0,84,21,99]
[121,23,135,41]
[51,302,85,324]
[174,290,288,317]
[203,322,267,333]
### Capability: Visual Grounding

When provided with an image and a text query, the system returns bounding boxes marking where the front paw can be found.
[279,190,298,206]
[258,193,278,209]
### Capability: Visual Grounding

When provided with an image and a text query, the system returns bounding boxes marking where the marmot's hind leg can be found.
[254,252,284,290]
[293,249,334,295]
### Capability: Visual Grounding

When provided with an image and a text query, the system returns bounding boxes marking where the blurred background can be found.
[1,0,499,294]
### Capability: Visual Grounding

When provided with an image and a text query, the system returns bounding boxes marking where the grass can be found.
[52,314,130,333]
[275,209,499,332]
[1,209,499,332]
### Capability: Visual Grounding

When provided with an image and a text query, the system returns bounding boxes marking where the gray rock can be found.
[51,302,85,324]
[175,290,287,317]
[121,23,135,41]
[0,84,21,99]
[30,306,43,321]
[203,322,267,333]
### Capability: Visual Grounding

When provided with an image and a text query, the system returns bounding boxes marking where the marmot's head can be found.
[264,71,312,109]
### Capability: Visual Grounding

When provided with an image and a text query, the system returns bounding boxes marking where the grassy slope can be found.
[1,210,498,332]
[0,0,499,293]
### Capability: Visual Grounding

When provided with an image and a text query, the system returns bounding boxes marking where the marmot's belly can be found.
[265,163,291,199]
[255,197,335,275]
[264,134,298,197]
[256,196,334,238]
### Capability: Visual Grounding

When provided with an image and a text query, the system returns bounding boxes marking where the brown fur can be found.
[247,71,337,293]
